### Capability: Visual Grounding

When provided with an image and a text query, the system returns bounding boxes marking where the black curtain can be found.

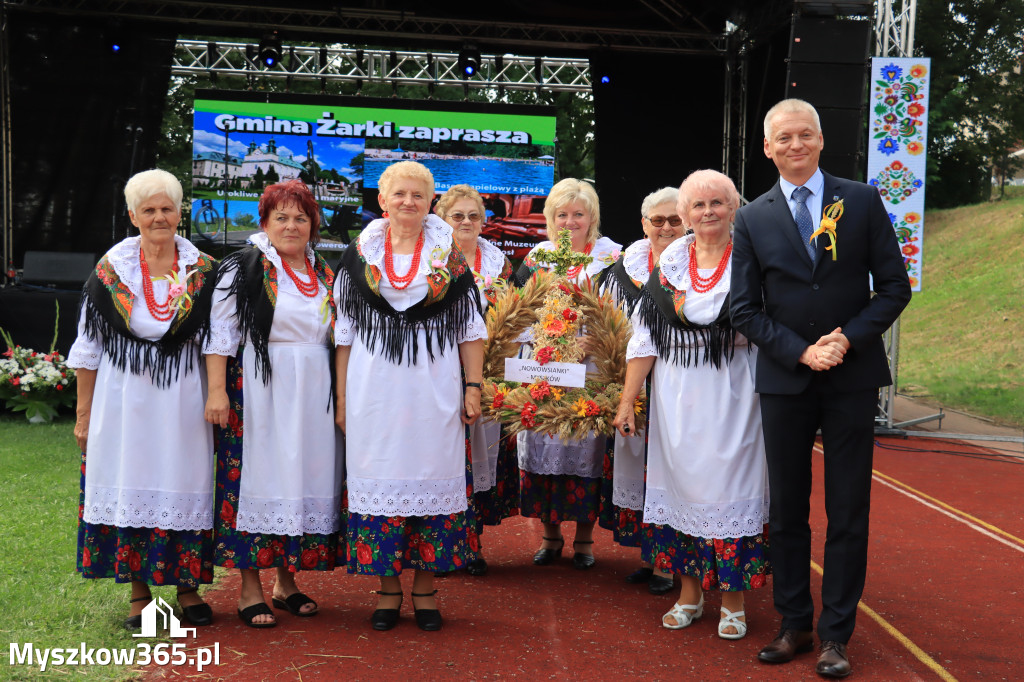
[590,50,726,246]
[9,12,177,265]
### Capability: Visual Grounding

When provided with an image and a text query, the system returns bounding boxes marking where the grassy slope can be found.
[898,193,1024,427]
[0,416,145,680]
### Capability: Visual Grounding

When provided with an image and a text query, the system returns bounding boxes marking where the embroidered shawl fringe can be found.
[337,255,480,366]
[597,260,643,315]
[78,291,207,388]
[217,250,275,384]
[636,289,739,368]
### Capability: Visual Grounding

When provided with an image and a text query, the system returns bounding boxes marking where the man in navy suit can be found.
[730,99,911,678]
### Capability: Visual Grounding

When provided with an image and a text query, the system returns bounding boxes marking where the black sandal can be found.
[371,590,403,631]
[533,536,565,566]
[177,588,214,626]
[124,595,152,631]
[411,590,442,631]
[572,540,596,570]
[237,602,277,628]
[271,592,318,617]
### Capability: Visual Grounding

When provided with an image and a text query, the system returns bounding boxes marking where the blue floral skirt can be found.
[641,524,771,592]
[212,351,345,572]
[519,470,601,525]
[598,439,645,547]
[472,425,520,531]
[345,431,478,576]
[77,452,215,587]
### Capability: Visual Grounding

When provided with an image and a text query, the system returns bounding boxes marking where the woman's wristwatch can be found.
[465,382,482,390]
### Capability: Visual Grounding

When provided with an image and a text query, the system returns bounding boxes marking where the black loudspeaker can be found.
[22,251,96,287]
[785,17,871,180]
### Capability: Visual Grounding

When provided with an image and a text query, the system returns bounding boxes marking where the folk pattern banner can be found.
[867,57,931,291]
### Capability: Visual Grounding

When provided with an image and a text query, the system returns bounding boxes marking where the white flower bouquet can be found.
[0,302,76,422]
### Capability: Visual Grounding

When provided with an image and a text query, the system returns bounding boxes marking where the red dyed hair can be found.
[258,179,322,246]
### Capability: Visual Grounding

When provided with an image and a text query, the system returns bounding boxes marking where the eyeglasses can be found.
[447,212,483,223]
[646,215,683,227]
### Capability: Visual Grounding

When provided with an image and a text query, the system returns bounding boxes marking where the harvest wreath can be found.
[479,232,646,441]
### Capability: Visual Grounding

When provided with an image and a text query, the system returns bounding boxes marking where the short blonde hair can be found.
[434,184,485,220]
[543,178,601,244]
[378,160,435,198]
[124,169,182,214]
[677,170,741,216]
[763,98,821,140]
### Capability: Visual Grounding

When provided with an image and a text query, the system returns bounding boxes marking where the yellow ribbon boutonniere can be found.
[810,198,844,261]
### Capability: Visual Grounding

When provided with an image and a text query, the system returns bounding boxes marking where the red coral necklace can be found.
[567,242,594,279]
[688,240,732,293]
[473,246,482,273]
[383,227,424,290]
[139,246,178,321]
[281,256,319,298]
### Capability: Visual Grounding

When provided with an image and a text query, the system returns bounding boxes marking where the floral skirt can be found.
[641,524,771,592]
[77,452,214,587]
[212,352,345,572]
[519,471,600,525]
[598,439,645,548]
[347,511,478,576]
[473,426,520,531]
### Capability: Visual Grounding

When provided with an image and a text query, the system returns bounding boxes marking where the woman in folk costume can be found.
[70,169,218,629]
[515,178,621,570]
[435,184,518,578]
[596,186,686,595]
[204,179,343,629]
[334,162,486,631]
[614,170,770,640]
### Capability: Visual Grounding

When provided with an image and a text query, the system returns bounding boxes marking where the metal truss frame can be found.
[171,40,593,93]
[873,0,921,433]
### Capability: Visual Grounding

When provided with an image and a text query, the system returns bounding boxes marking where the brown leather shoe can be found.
[816,641,851,678]
[758,629,814,663]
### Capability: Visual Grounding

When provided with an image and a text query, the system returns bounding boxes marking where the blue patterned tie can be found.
[792,186,817,261]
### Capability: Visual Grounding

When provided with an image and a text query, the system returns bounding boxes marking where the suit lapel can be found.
[812,173,844,274]
[766,182,814,268]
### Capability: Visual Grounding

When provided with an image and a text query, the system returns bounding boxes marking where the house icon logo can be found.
[132,597,197,638]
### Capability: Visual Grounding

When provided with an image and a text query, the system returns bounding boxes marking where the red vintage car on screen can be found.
[480,194,548,261]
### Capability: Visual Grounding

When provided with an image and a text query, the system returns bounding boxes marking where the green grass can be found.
[898,194,1024,427]
[0,415,171,680]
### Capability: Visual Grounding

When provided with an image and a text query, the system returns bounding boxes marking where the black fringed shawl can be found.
[215,245,336,384]
[636,266,740,368]
[78,249,217,388]
[335,239,481,366]
[595,256,645,315]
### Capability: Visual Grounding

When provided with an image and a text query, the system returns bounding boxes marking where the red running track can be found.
[140,436,1023,681]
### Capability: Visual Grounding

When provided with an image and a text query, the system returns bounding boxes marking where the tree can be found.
[916,0,1024,206]
[265,165,280,184]
[252,166,265,190]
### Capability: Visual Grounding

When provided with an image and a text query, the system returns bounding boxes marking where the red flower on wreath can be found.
[356,543,373,565]
[535,346,556,365]
[491,391,506,409]
[562,308,577,322]
[584,400,601,417]
[521,401,538,428]
[256,547,274,567]
[529,381,551,400]
[300,549,319,569]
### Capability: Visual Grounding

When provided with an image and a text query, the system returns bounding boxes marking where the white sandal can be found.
[662,595,703,630]
[717,606,747,640]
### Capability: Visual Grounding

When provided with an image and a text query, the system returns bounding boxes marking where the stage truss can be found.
[171,41,595,93]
